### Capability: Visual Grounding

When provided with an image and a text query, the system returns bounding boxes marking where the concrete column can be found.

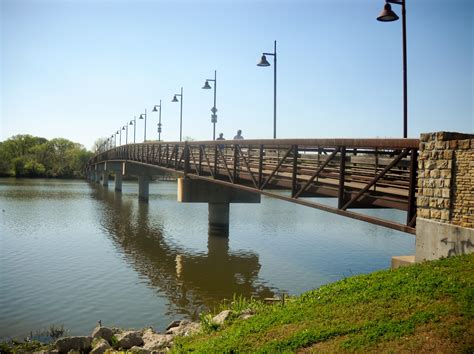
[101,172,109,187]
[208,203,230,236]
[115,172,123,192]
[95,171,101,184]
[138,175,150,201]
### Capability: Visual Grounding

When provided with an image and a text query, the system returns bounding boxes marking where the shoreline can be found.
[2,254,473,353]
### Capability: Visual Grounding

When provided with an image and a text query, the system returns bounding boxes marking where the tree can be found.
[0,135,93,178]
[92,137,107,154]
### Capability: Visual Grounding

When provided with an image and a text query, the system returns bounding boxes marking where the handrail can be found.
[87,138,419,234]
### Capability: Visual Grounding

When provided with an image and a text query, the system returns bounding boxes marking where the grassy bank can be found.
[175,254,474,353]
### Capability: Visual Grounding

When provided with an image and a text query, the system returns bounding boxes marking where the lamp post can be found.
[113,133,117,148]
[118,129,122,146]
[123,125,128,145]
[152,100,163,141]
[257,40,277,139]
[172,87,183,142]
[129,116,136,143]
[377,0,408,138]
[139,109,147,142]
[202,70,218,140]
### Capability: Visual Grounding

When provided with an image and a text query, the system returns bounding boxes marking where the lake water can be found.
[0,178,414,339]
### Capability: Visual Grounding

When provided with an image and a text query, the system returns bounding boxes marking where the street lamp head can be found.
[202,80,212,89]
[129,121,134,125]
[122,126,126,130]
[152,105,160,112]
[377,3,399,22]
[172,95,179,102]
[139,114,145,119]
[257,55,271,67]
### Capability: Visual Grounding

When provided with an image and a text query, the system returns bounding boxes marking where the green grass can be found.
[174,254,474,353]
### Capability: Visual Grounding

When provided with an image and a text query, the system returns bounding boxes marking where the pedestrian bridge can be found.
[86,138,419,235]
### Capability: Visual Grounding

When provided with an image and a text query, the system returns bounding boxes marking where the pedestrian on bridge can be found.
[217,133,225,149]
[233,130,244,139]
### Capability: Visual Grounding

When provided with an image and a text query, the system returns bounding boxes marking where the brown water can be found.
[0,178,414,339]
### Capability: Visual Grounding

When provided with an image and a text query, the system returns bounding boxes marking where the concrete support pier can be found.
[208,203,230,236]
[178,178,260,237]
[101,172,109,187]
[138,175,150,201]
[115,172,123,192]
[95,170,101,184]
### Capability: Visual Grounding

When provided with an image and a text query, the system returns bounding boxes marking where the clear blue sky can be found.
[1,0,472,150]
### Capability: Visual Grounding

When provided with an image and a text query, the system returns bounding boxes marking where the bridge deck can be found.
[88,138,419,234]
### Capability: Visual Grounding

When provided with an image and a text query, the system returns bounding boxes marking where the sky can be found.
[1,0,473,150]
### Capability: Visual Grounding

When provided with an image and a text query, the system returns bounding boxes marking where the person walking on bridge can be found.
[216,133,225,149]
[233,129,244,139]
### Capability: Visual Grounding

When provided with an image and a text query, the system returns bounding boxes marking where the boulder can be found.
[166,321,201,336]
[55,336,92,353]
[129,346,151,353]
[116,330,144,350]
[142,328,173,351]
[166,320,181,331]
[212,310,233,325]
[91,326,114,342]
[90,338,111,354]
[111,327,123,335]
[239,308,255,320]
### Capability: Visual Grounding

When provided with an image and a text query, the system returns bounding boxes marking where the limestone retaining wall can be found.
[416,132,474,261]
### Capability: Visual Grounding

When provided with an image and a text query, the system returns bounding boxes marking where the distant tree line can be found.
[0,135,93,178]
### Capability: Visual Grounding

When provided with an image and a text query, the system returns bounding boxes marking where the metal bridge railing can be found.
[88,138,419,234]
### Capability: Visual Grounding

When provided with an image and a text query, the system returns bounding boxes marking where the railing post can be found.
[291,145,298,197]
[199,145,203,175]
[338,146,346,209]
[258,144,264,188]
[158,144,161,165]
[374,147,378,191]
[407,148,418,226]
[184,142,190,177]
[174,145,178,168]
[233,144,239,183]
[214,145,218,178]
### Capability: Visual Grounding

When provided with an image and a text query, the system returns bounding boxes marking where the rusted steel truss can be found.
[89,138,419,234]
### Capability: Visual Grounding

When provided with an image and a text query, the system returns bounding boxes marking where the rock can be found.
[90,338,111,354]
[91,326,114,342]
[166,321,201,336]
[212,310,233,325]
[116,330,144,350]
[55,336,92,353]
[239,313,254,320]
[166,320,181,331]
[239,309,255,320]
[111,327,123,335]
[129,346,151,353]
[142,328,173,351]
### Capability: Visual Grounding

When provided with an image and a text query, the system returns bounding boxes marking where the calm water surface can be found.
[0,178,414,338]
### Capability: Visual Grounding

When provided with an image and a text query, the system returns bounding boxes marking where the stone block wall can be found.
[417,132,474,228]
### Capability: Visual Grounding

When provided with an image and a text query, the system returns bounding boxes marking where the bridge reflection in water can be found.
[90,184,275,318]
